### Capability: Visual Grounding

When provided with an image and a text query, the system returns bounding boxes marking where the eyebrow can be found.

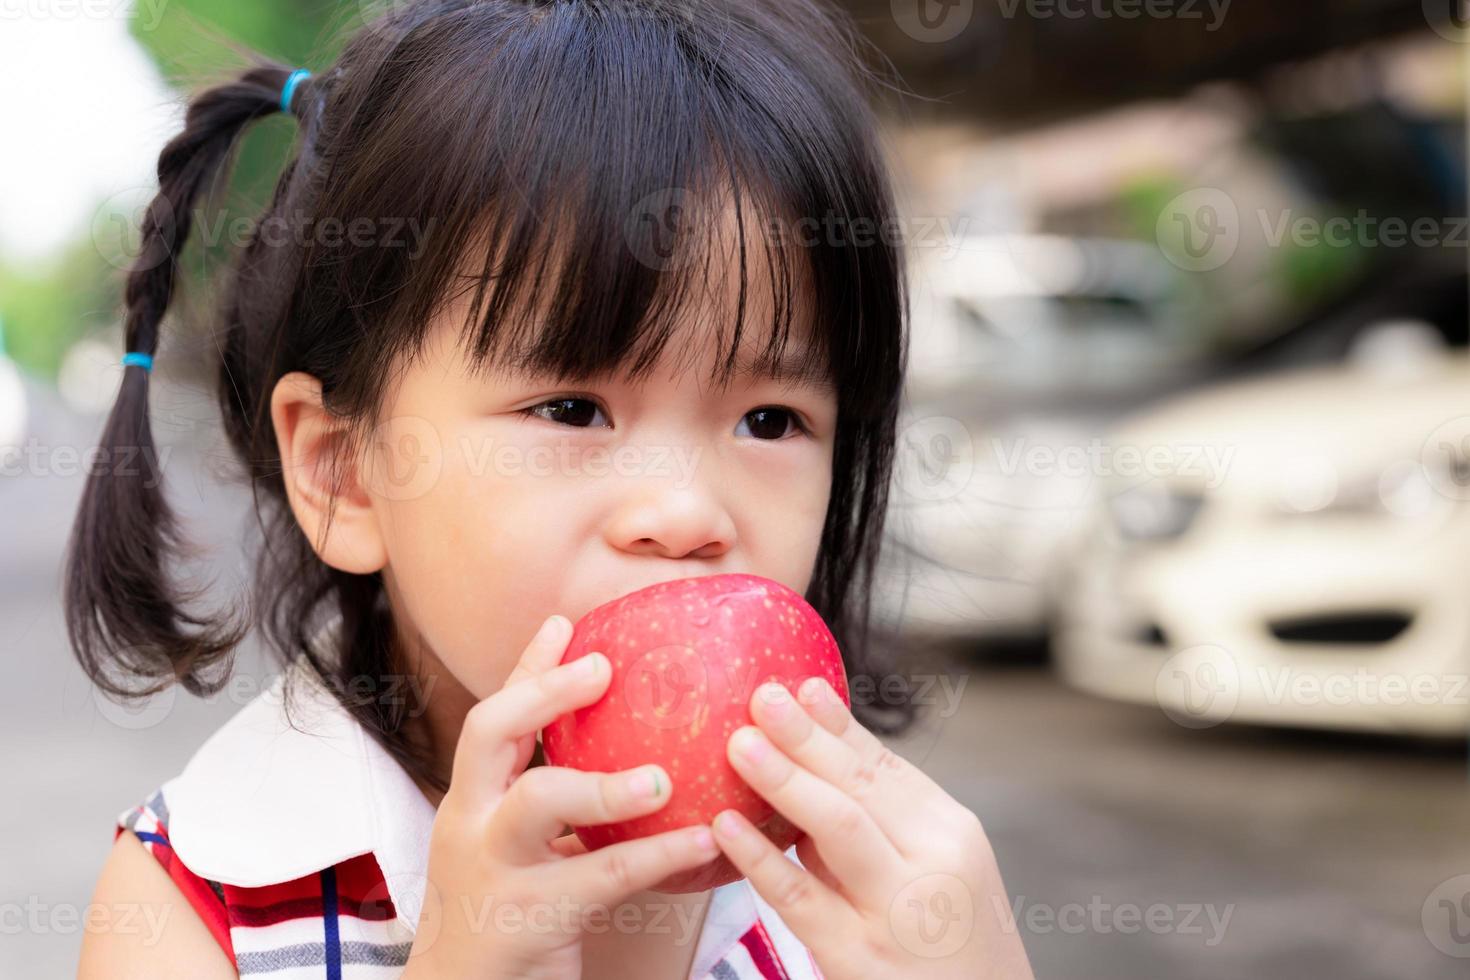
[730,352,836,395]
[502,349,835,396]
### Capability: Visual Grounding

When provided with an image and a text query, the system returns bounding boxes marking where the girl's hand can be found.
[711,678,1035,980]
[403,615,721,980]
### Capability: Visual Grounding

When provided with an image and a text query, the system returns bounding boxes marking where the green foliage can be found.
[1,0,354,380]
[0,241,123,378]
[129,0,347,81]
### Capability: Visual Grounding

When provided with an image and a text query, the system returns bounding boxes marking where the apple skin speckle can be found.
[540,573,849,893]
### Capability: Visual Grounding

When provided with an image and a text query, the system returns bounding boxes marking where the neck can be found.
[385,611,475,811]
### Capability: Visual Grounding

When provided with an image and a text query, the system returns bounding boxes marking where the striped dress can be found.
[112,655,825,979]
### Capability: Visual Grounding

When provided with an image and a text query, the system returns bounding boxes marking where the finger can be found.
[549,824,721,908]
[755,680,935,858]
[509,729,549,790]
[491,763,675,865]
[549,831,587,859]
[794,833,845,899]
[710,808,852,944]
[794,676,847,731]
[800,679,945,807]
[500,615,577,783]
[449,648,610,812]
[726,724,895,901]
[796,677,892,756]
[504,615,575,687]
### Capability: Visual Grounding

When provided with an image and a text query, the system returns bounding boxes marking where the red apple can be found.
[540,572,850,893]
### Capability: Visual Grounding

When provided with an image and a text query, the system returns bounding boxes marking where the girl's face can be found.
[271,219,838,751]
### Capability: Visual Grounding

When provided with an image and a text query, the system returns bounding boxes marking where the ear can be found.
[269,371,388,575]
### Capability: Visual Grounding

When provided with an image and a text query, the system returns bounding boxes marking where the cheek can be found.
[725,446,832,586]
[372,430,582,696]
[740,441,832,517]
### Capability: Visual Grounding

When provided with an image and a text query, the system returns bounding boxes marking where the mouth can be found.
[604,570,723,606]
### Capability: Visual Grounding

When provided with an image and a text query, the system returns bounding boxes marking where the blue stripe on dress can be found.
[320,865,342,980]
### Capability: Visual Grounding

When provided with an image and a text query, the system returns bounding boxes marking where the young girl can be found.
[70,1,1034,978]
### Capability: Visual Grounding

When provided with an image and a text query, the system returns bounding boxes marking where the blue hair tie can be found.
[122,352,153,372]
[280,68,312,114]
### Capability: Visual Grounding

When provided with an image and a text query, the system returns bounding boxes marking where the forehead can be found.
[604,245,830,395]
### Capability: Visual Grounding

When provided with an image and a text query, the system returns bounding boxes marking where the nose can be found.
[604,483,737,560]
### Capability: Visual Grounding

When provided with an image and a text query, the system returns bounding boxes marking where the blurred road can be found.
[1,376,271,978]
[890,647,1470,980]
[4,382,1469,978]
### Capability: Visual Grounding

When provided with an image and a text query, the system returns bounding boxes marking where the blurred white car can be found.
[1053,345,1470,736]
[874,235,1205,642]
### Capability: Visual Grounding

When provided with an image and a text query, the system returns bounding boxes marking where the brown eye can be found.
[522,397,609,428]
[738,406,803,441]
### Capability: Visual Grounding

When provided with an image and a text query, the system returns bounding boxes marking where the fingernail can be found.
[714,810,744,837]
[757,683,791,719]
[691,826,718,852]
[630,766,662,798]
[799,677,834,705]
[731,727,769,765]
[575,652,604,677]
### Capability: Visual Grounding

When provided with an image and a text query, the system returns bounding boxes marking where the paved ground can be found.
[4,382,1469,977]
[890,645,1470,980]
[1,377,274,977]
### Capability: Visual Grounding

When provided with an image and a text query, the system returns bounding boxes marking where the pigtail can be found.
[64,64,311,699]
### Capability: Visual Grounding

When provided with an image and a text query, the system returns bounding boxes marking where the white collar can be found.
[162,652,439,932]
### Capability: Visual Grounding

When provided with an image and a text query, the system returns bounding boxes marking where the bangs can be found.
[454,168,835,398]
[315,0,903,415]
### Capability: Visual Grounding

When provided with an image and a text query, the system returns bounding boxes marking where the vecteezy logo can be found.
[1155,188,1239,272]
[1422,416,1470,501]
[1424,0,1470,43]
[363,415,443,501]
[384,435,426,486]
[891,0,974,43]
[1155,644,1240,729]
[357,871,429,950]
[893,415,974,503]
[623,188,701,272]
[92,680,178,731]
[888,873,974,958]
[624,645,708,732]
[1423,874,1470,957]
[91,187,176,272]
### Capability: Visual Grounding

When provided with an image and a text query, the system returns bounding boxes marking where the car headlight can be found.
[1107,483,1204,541]
[1297,458,1456,522]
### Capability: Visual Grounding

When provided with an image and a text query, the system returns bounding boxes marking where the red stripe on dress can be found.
[227,892,396,927]
[738,920,791,980]
[224,853,396,926]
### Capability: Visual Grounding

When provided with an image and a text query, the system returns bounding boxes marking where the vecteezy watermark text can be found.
[993,0,1229,31]
[992,895,1235,947]
[991,437,1235,488]
[0,0,168,31]
[0,438,173,486]
[1157,188,1470,272]
[0,897,170,945]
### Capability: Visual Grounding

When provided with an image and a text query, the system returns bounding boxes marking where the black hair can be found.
[66,0,916,796]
